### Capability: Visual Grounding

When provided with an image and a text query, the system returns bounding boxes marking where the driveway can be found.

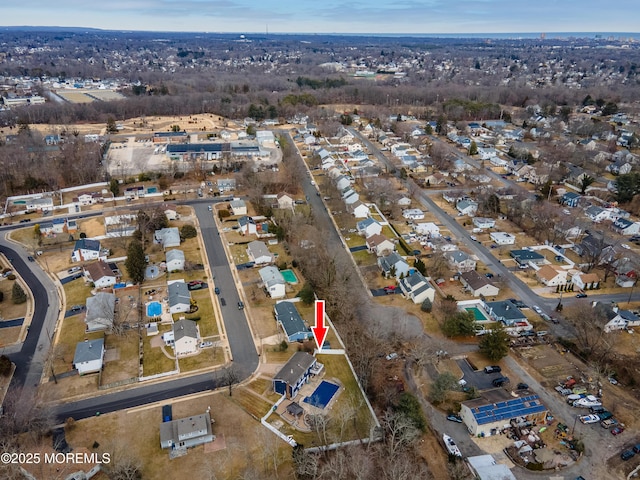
[456,358,504,391]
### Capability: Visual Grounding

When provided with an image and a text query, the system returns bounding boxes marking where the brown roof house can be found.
[535,265,568,287]
[83,260,118,289]
[366,234,396,257]
[460,271,500,297]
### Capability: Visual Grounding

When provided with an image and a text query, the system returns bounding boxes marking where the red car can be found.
[611,426,625,436]
[383,286,396,293]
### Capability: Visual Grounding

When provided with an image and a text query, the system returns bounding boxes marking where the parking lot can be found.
[456,358,507,391]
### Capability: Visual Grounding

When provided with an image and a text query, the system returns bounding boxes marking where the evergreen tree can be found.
[11,282,27,304]
[479,325,510,361]
[125,239,146,284]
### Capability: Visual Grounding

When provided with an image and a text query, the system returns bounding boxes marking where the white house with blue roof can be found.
[274,301,311,342]
[398,271,435,304]
[483,300,527,326]
[613,217,640,236]
[357,217,382,238]
[71,238,102,262]
[460,389,548,436]
[73,338,105,375]
[561,191,581,208]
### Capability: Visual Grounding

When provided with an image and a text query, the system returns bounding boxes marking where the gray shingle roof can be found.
[168,281,191,307]
[73,338,104,364]
[274,302,308,338]
[274,351,316,386]
[173,319,198,341]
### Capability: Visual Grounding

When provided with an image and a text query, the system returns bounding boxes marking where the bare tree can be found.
[218,364,241,397]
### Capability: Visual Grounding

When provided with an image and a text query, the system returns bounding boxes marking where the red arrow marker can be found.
[312,300,329,351]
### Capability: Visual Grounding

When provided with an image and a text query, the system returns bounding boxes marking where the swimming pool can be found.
[147,301,162,318]
[303,381,339,409]
[280,269,299,284]
[465,307,489,321]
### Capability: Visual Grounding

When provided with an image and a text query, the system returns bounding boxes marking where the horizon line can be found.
[1,26,640,37]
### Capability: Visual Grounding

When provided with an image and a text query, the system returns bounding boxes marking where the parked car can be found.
[484,366,502,374]
[601,418,619,429]
[589,405,605,414]
[516,383,529,390]
[485,273,494,278]
[492,376,510,387]
[576,293,588,298]
[446,414,463,423]
[554,386,573,396]
[621,449,635,461]
[383,286,396,293]
[70,305,85,312]
[67,266,81,274]
[237,301,244,310]
[519,330,536,337]
[633,444,640,454]
[386,352,398,361]
[199,341,213,348]
[533,305,543,314]
[550,317,560,324]
[220,297,226,306]
[27,256,34,262]
[579,414,600,424]
[214,287,220,295]
[573,395,601,408]
[598,411,613,421]
[187,280,205,291]
[611,426,625,435]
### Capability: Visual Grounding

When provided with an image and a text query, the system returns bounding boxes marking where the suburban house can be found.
[402,209,425,220]
[71,238,102,262]
[489,232,515,246]
[343,190,359,205]
[415,222,440,237]
[168,281,191,314]
[585,205,611,223]
[484,300,527,326]
[456,199,478,216]
[154,227,181,249]
[356,217,382,238]
[166,249,186,272]
[378,252,411,279]
[472,218,496,229]
[161,204,180,221]
[160,411,214,450]
[366,234,396,257]
[274,301,311,343]
[467,455,517,480]
[230,199,247,216]
[335,175,351,191]
[398,271,435,304]
[535,265,568,287]
[85,292,116,332]
[277,193,295,210]
[83,260,118,288]
[510,249,546,267]
[259,266,286,298]
[349,200,370,218]
[273,351,318,399]
[571,272,600,291]
[613,217,640,236]
[238,216,257,235]
[247,241,275,265]
[397,196,412,207]
[445,250,477,273]
[561,192,581,208]
[459,389,547,437]
[607,158,633,176]
[460,271,500,297]
[172,319,199,356]
[73,338,105,375]
[598,304,640,333]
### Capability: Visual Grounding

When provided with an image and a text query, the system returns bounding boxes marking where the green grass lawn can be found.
[232,388,274,420]
[63,280,94,308]
[142,334,175,376]
[345,235,366,248]
[352,250,376,266]
[180,289,218,337]
[381,225,397,239]
[178,346,224,372]
[53,316,104,374]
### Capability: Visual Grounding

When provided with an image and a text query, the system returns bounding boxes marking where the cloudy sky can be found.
[2,0,639,34]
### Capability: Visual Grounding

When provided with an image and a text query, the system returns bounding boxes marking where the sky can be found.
[2,0,640,35]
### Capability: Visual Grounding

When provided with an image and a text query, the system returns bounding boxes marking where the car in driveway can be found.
[199,341,213,348]
[484,365,502,373]
[67,266,81,274]
[579,414,600,424]
[383,285,396,294]
[187,280,205,291]
[492,376,510,387]
[446,414,463,423]
[576,292,588,298]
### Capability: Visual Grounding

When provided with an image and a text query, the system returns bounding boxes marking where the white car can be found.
[621,243,631,250]
[579,414,600,424]
[533,305,543,315]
